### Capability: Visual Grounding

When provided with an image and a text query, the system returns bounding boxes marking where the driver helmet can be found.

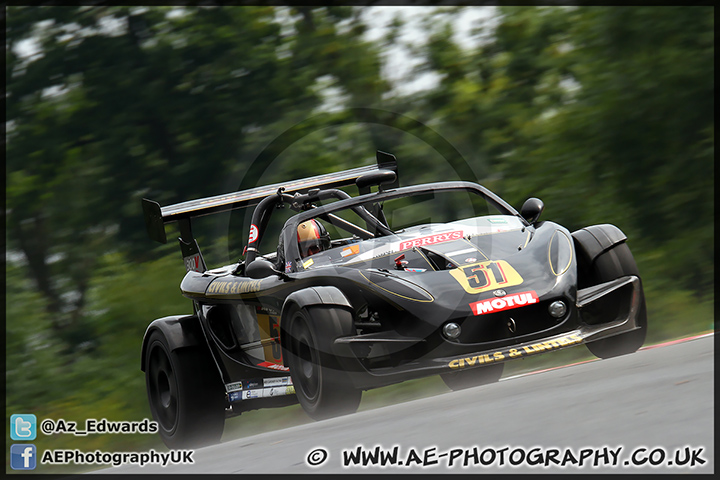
[297,219,330,258]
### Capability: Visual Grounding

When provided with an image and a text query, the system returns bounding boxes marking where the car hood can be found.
[304,215,576,322]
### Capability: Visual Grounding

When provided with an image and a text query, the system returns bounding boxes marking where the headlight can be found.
[548,300,567,318]
[443,322,461,339]
[548,230,573,276]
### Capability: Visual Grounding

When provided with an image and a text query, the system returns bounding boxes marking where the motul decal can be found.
[399,230,463,251]
[469,290,539,316]
[249,224,259,243]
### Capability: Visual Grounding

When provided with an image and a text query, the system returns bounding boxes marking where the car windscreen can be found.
[311,187,505,241]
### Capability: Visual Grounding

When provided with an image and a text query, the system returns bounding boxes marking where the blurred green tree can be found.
[5,6,389,349]
[412,6,713,293]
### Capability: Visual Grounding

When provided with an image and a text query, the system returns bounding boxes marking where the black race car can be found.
[140,152,646,448]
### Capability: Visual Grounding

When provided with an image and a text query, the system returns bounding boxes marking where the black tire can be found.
[145,330,226,448]
[282,306,361,420]
[583,242,648,359]
[440,363,504,391]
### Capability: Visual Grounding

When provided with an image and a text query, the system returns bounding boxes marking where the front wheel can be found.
[583,242,648,359]
[441,363,504,391]
[282,306,361,420]
[145,330,226,448]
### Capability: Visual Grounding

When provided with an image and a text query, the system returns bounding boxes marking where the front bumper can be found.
[335,275,642,389]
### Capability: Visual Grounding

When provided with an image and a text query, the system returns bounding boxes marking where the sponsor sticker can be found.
[341,244,360,257]
[399,230,463,251]
[448,333,584,368]
[234,385,296,400]
[225,382,243,393]
[258,361,290,372]
[243,380,262,389]
[248,224,259,243]
[469,290,539,316]
[242,390,263,400]
[264,387,290,397]
[183,253,202,273]
[263,376,292,387]
[207,279,263,295]
[302,258,314,269]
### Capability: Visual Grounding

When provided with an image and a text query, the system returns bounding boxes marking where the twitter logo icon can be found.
[11,414,37,441]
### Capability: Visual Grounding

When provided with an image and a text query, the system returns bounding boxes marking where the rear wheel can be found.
[145,330,226,448]
[282,306,361,420]
[441,363,504,391]
[583,243,648,358]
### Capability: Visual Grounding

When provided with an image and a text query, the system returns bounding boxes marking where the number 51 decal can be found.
[449,260,524,294]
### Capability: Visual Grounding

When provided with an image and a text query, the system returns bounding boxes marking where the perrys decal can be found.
[248,224,259,243]
[469,290,538,316]
[449,260,524,294]
[399,230,463,251]
[448,333,583,368]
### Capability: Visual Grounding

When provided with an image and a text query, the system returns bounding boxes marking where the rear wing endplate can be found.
[142,151,398,245]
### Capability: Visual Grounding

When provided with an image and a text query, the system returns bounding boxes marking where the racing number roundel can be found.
[449,260,524,294]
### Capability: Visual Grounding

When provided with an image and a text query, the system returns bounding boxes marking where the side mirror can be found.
[520,197,544,225]
[356,169,397,194]
[246,258,286,280]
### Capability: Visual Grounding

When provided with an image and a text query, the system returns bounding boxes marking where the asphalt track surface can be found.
[100,333,714,475]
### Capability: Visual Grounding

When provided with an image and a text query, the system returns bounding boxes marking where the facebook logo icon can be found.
[11,414,37,440]
[11,444,37,470]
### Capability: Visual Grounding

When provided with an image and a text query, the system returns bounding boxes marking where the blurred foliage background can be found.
[5,6,713,473]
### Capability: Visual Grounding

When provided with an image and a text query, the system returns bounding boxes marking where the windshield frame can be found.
[280,181,526,268]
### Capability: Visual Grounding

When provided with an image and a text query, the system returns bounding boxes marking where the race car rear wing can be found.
[142,151,398,249]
